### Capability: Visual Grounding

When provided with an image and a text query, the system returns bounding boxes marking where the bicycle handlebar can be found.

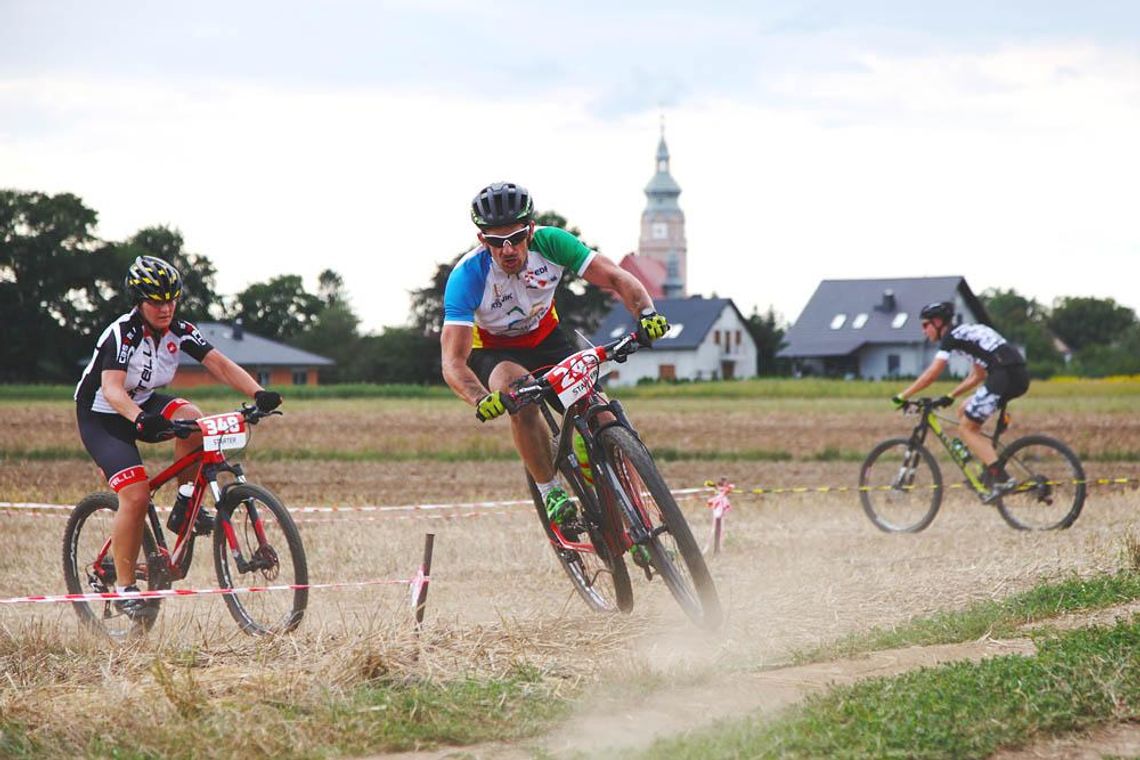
[169,404,282,439]
[509,331,643,408]
[896,396,953,414]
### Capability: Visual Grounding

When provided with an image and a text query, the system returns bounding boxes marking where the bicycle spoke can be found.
[860,439,943,533]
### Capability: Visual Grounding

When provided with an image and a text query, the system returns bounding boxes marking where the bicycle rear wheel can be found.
[528,460,633,614]
[213,483,308,635]
[62,492,166,640]
[859,438,943,533]
[995,435,1086,530]
[598,425,722,629]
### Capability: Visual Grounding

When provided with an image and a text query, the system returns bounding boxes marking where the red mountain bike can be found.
[62,404,308,640]
[512,331,722,629]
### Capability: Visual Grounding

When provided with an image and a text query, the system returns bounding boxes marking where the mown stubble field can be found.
[1,392,1139,756]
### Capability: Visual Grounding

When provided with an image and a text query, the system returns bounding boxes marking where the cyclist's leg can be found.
[487,359,556,482]
[958,387,1001,466]
[154,395,202,485]
[77,408,152,587]
[112,481,150,587]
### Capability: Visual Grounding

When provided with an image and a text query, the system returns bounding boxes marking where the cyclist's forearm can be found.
[203,350,263,397]
[442,361,486,406]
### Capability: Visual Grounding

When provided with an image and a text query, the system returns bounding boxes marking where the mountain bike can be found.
[859,396,1086,532]
[63,404,308,640]
[511,331,722,629]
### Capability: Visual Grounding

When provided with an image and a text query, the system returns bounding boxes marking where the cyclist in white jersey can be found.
[75,256,282,620]
[892,301,1030,500]
[441,182,669,528]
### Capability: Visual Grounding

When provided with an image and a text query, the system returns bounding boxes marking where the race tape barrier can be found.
[0,577,423,606]
[0,477,1135,520]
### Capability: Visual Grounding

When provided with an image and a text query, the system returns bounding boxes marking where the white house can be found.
[589,296,758,386]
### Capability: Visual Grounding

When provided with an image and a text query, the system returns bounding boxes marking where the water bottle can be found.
[950,437,972,464]
[167,482,195,533]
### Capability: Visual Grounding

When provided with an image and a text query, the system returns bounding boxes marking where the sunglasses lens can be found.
[485,228,528,248]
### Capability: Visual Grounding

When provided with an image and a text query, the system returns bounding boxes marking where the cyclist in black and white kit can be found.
[892,301,1029,500]
[75,255,282,620]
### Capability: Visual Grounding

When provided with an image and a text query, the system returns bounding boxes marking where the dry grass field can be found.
[1,392,1139,756]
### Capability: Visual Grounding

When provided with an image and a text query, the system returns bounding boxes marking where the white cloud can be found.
[1,36,1137,335]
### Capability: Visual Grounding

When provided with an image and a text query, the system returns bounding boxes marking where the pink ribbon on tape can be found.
[707,480,734,518]
[409,564,429,610]
[0,576,429,605]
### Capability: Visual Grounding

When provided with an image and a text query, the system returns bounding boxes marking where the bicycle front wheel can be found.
[995,435,1086,530]
[213,483,308,635]
[859,439,943,533]
[62,491,166,640]
[598,426,722,629]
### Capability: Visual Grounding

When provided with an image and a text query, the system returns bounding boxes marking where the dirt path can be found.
[379,638,1037,759]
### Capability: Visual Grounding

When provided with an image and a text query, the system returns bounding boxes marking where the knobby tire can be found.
[528,457,634,614]
[859,438,943,533]
[597,425,722,629]
[212,483,308,634]
[62,491,168,640]
[995,434,1087,530]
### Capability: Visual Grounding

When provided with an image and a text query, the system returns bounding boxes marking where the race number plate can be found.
[547,347,603,408]
[197,412,248,452]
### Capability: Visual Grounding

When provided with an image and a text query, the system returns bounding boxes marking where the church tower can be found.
[637,122,687,297]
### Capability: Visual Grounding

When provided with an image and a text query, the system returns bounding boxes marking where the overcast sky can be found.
[2,1,1137,332]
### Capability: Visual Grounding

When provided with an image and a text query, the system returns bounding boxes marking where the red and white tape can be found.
[0,576,427,606]
[0,487,710,519]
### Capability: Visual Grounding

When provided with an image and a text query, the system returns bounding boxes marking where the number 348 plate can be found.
[196,412,248,451]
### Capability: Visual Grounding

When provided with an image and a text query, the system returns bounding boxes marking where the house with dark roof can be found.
[778,276,991,379]
[590,296,757,386]
[172,321,334,388]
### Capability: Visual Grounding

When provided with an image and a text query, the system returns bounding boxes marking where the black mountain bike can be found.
[860,397,1086,532]
[511,331,722,629]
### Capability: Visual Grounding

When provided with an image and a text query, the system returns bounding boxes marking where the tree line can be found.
[3,189,1135,385]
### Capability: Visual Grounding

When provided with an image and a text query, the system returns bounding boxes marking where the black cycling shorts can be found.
[467,327,579,388]
[467,327,580,413]
[963,364,1030,423]
[76,393,189,491]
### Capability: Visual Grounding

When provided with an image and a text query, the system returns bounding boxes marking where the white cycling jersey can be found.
[75,309,213,414]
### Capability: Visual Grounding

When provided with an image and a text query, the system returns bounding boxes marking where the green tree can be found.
[348,327,439,384]
[980,288,1063,379]
[745,307,789,376]
[1048,296,1136,351]
[230,274,323,341]
[291,269,362,383]
[0,190,105,381]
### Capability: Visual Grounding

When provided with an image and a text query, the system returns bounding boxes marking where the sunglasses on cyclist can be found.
[482,227,531,249]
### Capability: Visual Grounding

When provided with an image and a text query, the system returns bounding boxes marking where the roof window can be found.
[852,313,869,329]
[891,312,909,329]
[829,314,847,330]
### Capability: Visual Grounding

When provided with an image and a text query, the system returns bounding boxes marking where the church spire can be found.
[637,118,687,295]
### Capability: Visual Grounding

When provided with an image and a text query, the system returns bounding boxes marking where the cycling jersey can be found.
[935,324,1024,369]
[442,226,596,349]
[75,309,213,414]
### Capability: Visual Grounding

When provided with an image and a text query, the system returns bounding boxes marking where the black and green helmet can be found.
[470,182,533,229]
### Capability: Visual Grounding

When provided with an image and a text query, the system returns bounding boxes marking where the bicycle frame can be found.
[90,422,259,588]
[906,402,1011,496]
[520,333,658,558]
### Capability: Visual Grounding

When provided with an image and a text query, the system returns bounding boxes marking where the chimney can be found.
[232,317,244,341]
[877,289,896,312]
